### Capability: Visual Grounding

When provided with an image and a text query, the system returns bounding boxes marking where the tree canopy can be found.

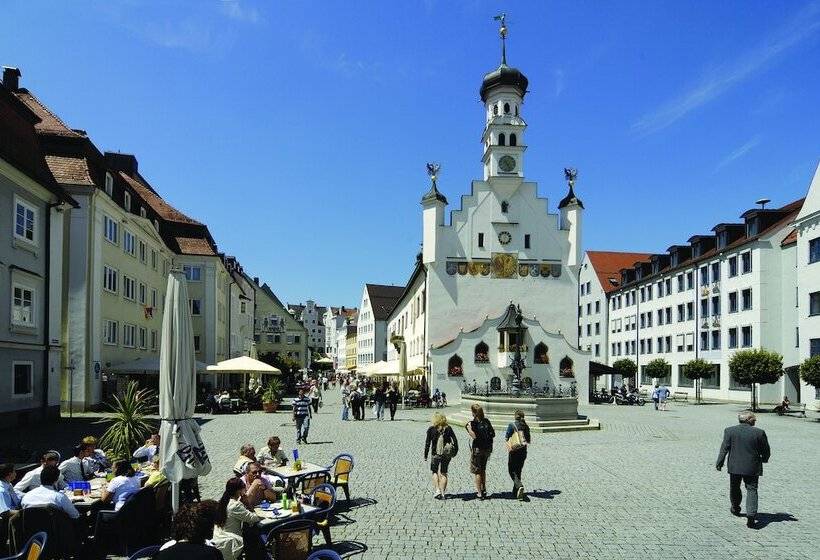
[613,358,638,379]
[644,358,670,380]
[799,355,820,388]
[683,358,714,380]
[729,349,783,387]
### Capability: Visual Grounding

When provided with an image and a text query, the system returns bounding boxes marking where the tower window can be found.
[498,133,505,146]
[501,201,509,213]
[478,233,484,248]
[515,105,519,116]
[524,234,531,249]
[510,133,517,146]
[504,102,510,114]
[493,104,498,116]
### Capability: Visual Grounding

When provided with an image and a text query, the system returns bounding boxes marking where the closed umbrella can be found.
[159,271,212,512]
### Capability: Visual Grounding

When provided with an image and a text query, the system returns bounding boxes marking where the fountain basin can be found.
[447,394,600,433]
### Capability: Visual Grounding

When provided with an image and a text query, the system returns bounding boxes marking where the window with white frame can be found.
[13,362,33,397]
[151,288,158,308]
[103,215,118,244]
[741,288,753,311]
[14,197,37,244]
[124,191,131,212]
[105,172,113,196]
[741,251,752,274]
[123,324,136,347]
[140,207,147,218]
[810,238,820,264]
[741,325,752,347]
[150,329,158,350]
[123,230,136,256]
[139,282,147,304]
[138,327,147,349]
[190,299,202,316]
[104,320,118,345]
[123,275,136,301]
[183,265,202,282]
[139,240,146,263]
[728,327,738,348]
[11,284,35,326]
[809,291,820,316]
[103,266,118,293]
[151,250,157,270]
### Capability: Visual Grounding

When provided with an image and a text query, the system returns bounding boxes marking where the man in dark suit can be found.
[716,411,771,528]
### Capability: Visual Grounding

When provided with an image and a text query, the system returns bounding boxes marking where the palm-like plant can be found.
[98,381,156,460]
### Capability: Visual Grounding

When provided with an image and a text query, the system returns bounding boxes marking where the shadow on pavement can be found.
[324,540,367,558]
[753,512,798,529]
[527,489,561,500]
[335,497,377,514]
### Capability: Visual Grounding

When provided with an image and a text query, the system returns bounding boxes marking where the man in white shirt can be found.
[133,433,160,462]
[14,451,66,496]
[0,463,22,514]
[59,442,95,483]
[20,465,79,520]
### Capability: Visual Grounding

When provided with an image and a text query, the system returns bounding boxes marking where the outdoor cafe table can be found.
[63,477,106,510]
[254,502,320,530]
[269,463,329,486]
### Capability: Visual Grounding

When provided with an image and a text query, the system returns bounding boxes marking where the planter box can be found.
[262,401,279,413]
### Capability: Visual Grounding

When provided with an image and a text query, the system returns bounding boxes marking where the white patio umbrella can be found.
[159,270,212,512]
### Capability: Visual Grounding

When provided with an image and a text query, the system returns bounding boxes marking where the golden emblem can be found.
[491,253,518,279]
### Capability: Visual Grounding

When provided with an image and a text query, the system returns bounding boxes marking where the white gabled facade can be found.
[357,284,403,369]
[386,261,427,372]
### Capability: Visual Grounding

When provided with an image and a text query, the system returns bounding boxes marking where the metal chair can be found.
[296,471,330,495]
[306,483,336,545]
[325,454,354,503]
[305,550,342,560]
[265,519,317,560]
[128,545,161,559]
[0,531,47,560]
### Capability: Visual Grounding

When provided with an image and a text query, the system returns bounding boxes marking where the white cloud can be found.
[715,135,763,171]
[219,0,261,24]
[632,2,820,136]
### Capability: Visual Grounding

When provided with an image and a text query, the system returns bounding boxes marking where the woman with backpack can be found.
[466,404,495,500]
[423,412,458,500]
[505,410,531,501]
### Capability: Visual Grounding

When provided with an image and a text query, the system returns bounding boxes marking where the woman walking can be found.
[505,410,531,501]
[386,382,399,421]
[423,412,458,500]
[374,383,387,420]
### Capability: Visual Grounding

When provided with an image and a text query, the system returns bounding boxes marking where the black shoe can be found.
[480,492,488,501]
[746,516,756,528]
[434,494,443,500]
[730,507,741,517]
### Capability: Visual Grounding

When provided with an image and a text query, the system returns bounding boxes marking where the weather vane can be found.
[493,13,508,64]
[426,162,441,187]
[564,167,578,188]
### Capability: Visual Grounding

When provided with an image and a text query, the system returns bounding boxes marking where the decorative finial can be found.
[564,167,578,189]
[493,13,508,64]
[426,162,441,187]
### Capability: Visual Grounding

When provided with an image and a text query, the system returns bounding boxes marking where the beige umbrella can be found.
[207,356,281,391]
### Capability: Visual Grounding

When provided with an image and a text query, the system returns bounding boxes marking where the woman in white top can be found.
[212,478,261,560]
[101,461,142,511]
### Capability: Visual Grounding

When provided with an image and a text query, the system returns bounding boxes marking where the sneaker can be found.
[517,486,525,501]
[730,507,741,517]
[434,493,442,500]
[746,517,756,529]
[479,492,488,501]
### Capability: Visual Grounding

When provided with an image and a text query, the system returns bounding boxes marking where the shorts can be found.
[430,455,451,474]
[469,447,491,474]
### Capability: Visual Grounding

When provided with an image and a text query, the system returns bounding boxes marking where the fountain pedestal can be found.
[447,394,599,433]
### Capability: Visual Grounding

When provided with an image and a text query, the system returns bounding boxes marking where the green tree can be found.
[729,349,783,411]
[683,358,714,404]
[613,358,638,381]
[799,355,820,391]
[644,358,670,384]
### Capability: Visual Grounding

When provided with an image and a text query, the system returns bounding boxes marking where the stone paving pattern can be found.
[198,392,819,559]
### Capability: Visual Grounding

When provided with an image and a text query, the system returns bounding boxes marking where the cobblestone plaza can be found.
[198,392,818,560]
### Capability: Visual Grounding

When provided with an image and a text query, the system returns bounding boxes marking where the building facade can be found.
[224,256,255,359]
[345,324,357,373]
[794,164,820,402]
[253,280,309,368]
[357,284,403,369]
[288,300,325,357]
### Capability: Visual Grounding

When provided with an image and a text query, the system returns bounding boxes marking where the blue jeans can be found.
[296,415,310,441]
[341,404,349,420]
[375,402,385,420]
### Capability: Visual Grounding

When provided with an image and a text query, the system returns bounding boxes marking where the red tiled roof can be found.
[44,155,94,186]
[175,236,216,256]
[14,90,82,138]
[586,251,653,293]
[119,172,201,225]
[781,228,797,246]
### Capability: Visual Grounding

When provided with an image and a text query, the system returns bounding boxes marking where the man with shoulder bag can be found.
[465,404,495,500]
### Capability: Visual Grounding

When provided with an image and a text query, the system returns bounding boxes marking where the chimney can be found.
[104,152,138,176]
[2,67,21,91]
[253,277,259,286]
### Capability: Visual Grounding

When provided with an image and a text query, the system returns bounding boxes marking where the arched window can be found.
[501,201,509,213]
[504,102,510,114]
[498,133,506,146]
[474,341,489,364]
[493,104,499,116]
[448,354,463,376]
[534,343,549,364]
[560,356,575,378]
[490,376,502,391]
[510,133,517,146]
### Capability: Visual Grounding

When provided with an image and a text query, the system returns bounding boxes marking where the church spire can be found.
[494,13,508,65]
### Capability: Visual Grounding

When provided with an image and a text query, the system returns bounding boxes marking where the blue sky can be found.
[3,1,819,307]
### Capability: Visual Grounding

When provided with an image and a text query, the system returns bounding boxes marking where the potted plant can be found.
[98,381,156,460]
[262,378,283,413]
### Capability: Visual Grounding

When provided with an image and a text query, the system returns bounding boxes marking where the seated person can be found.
[212,478,261,560]
[14,451,66,495]
[100,461,142,511]
[145,456,167,487]
[240,463,280,508]
[59,442,95,483]
[0,463,21,514]
[233,444,257,476]
[257,436,287,468]
[157,501,222,560]
[81,436,110,474]
[774,396,791,414]
[133,433,160,462]
[218,391,231,409]
[20,465,79,520]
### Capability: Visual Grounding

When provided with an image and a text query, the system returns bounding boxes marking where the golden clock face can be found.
[499,155,516,172]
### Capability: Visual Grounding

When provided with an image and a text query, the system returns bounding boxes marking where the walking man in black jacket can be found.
[715,411,771,528]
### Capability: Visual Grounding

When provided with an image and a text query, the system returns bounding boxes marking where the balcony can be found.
[712,282,720,293]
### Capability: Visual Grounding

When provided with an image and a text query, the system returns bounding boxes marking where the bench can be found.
[776,403,806,417]
[671,391,689,402]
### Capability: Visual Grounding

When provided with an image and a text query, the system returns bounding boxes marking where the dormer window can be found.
[652,261,660,274]
[717,231,728,248]
[105,173,113,197]
[123,191,131,212]
[140,207,147,218]
[670,252,679,267]
[692,243,701,258]
[153,219,159,232]
[746,218,759,237]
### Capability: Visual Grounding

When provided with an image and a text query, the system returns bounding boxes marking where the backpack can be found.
[472,419,495,449]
